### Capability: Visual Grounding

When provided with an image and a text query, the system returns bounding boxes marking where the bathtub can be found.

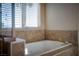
[25,40,72,56]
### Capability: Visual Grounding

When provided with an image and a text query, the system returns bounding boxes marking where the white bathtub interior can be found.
[25,40,71,56]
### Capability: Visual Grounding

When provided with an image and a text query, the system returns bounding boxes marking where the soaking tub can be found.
[25,40,73,56]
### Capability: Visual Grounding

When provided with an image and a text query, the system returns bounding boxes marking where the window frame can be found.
[15,3,42,30]
[14,3,22,28]
[1,3,45,30]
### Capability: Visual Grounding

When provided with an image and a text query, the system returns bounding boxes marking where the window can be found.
[26,3,40,27]
[15,3,22,28]
[2,3,22,28]
[1,3,40,29]
[15,3,40,28]
[2,3,12,28]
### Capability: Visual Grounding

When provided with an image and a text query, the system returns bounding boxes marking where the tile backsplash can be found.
[46,30,77,45]
[46,30,78,55]
[15,30,77,44]
[15,30,45,43]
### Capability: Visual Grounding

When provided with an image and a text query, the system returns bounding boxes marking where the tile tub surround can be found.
[15,30,45,43]
[46,30,78,55]
[15,30,77,45]
[15,30,78,55]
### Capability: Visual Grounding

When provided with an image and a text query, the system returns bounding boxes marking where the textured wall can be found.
[15,30,45,43]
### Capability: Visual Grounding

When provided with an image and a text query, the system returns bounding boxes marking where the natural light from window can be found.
[15,3,22,28]
[2,3,12,28]
[1,3,40,28]
[25,3,40,27]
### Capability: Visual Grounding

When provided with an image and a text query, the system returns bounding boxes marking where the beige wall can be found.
[46,4,78,30]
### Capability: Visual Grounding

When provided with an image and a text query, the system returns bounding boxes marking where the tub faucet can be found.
[64,41,69,44]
